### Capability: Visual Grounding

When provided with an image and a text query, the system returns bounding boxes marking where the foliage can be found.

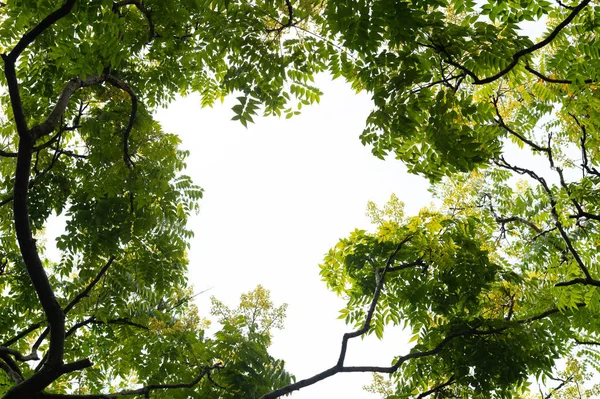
[263,0,600,398]
[5,0,600,398]
[211,285,288,346]
[523,357,600,399]
[311,0,595,180]
[0,0,321,397]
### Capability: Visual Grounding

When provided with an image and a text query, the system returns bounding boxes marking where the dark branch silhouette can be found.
[438,0,590,84]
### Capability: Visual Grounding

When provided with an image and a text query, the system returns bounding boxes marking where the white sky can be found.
[155,75,434,397]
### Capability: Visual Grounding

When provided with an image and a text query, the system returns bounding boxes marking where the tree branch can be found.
[29,76,105,140]
[416,376,455,399]
[494,157,596,283]
[6,118,66,399]
[38,362,223,398]
[0,347,38,362]
[385,259,426,273]
[0,354,23,383]
[27,73,135,169]
[262,285,586,398]
[2,322,44,348]
[439,0,590,84]
[1,0,78,138]
[337,235,413,367]
[66,317,150,338]
[0,130,68,158]
[104,75,137,169]
[571,114,600,177]
[0,142,77,209]
[492,96,549,153]
[544,375,574,399]
[574,338,600,345]
[0,358,21,384]
[5,0,77,63]
[31,257,116,360]
[113,0,157,43]
[266,0,295,33]
[35,316,149,374]
[525,65,594,84]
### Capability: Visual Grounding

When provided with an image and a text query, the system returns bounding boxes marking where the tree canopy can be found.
[2,0,600,398]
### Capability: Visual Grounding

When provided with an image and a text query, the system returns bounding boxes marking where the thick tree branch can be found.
[31,257,116,360]
[0,148,17,158]
[0,354,23,383]
[30,76,105,140]
[2,0,77,137]
[2,58,28,137]
[6,0,77,63]
[27,73,135,168]
[1,124,97,397]
[5,126,66,399]
[0,359,21,384]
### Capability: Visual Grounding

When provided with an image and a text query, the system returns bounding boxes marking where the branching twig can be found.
[104,75,137,169]
[572,114,600,177]
[495,216,543,234]
[557,0,576,9]
[574,338,600,345]
[0,347,38,362]
[494,157,597,284]
[113,0,157,43]
[544,375,574,399]
[525,64,594,84]
[492,96,549,153]
[260,214,587,399]
[31,257,116,362]
[416,376,456,399]
[266,0,295,33]
[38,362,224,398]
